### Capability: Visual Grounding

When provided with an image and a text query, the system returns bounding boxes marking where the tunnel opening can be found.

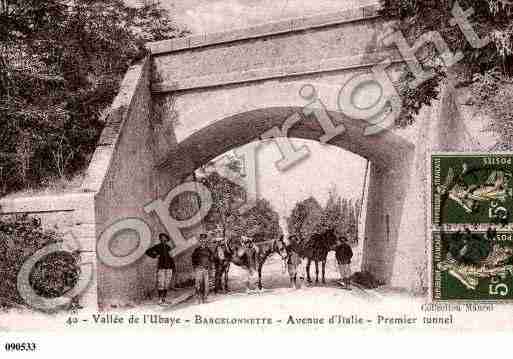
[160,134,376,292]
[152,106,414,292]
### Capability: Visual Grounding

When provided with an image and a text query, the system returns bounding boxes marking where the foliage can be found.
[0,214,80,309]
[380,0,513,146]
[199,171,247,238]
[286,196,323,241]
[287,189,361,243]
[0,0,186,194]
[236,198,283,241]
[315,186,361,241]
[286,198,309,239]
[471,71,513,149]
[198,166,282,241]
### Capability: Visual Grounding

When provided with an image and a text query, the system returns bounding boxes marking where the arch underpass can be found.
[86,5,437,308]
[156,104,415,283]
[4,4,477,309]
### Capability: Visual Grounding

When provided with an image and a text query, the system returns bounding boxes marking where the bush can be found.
[0,1,186,195]
[0,214,80,310]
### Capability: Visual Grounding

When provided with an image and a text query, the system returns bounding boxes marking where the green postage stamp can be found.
[432,153,513,300]
[432,153,513,227]
[433,230,513,300]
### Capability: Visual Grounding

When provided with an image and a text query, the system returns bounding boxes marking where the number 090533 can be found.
[4,342,37,352]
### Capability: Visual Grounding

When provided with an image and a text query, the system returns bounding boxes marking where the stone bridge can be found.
[0,4,482,309]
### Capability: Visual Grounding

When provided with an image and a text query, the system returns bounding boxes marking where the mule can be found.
[301,229,339,284]
[254,236,289,290]
[213,236,288,292]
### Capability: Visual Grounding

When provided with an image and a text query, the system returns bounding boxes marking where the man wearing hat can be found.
[145,233,176,305]
[191,233,215,304]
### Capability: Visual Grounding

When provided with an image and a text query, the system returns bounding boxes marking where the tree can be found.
[315,186,343,234]
[287,196,323,241]
[380,0,513,148]
[237,198,282,241]
[315,186,361,241]
[198,161,282,241]
[0,0,187,194]
[286,200,308,239]
[346,199,358,240]
[199,171,246,238]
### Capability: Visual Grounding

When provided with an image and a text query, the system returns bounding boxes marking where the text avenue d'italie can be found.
[63,304,494,328]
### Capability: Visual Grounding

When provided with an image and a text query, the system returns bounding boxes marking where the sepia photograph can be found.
[1,0,513,355]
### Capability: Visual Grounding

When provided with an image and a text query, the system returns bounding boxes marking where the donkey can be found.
[254,236,289,290]
[213,236,288,292]
[301,229,339,284]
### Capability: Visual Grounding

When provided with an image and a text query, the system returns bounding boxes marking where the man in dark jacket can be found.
[334,237,353,288]
[145,233,176,305]
[191,233,215,304]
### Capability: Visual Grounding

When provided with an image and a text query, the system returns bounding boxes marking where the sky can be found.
[212,139,368,233]
[132,0,372,226]
[129,0,378,33]
[254,140,367,230]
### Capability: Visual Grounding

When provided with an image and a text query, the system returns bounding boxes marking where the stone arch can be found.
[155,106,417,286]
[87,6,440,307]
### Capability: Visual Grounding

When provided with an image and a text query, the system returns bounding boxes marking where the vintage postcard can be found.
[1,0,513,355]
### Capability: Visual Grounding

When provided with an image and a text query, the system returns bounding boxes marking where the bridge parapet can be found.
[148,4,399,94]
[148,5,380,55]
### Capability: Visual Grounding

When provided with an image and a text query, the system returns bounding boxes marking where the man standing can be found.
[145,233,176,305]
[191,233,215,304]
[241,236,259,293]
[334,237,353,289]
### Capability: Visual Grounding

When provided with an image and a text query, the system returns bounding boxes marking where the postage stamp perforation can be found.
[432,152,513,301]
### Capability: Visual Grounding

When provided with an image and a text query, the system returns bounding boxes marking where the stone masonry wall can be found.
[82,57,165,309]
[0,193,97,308]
